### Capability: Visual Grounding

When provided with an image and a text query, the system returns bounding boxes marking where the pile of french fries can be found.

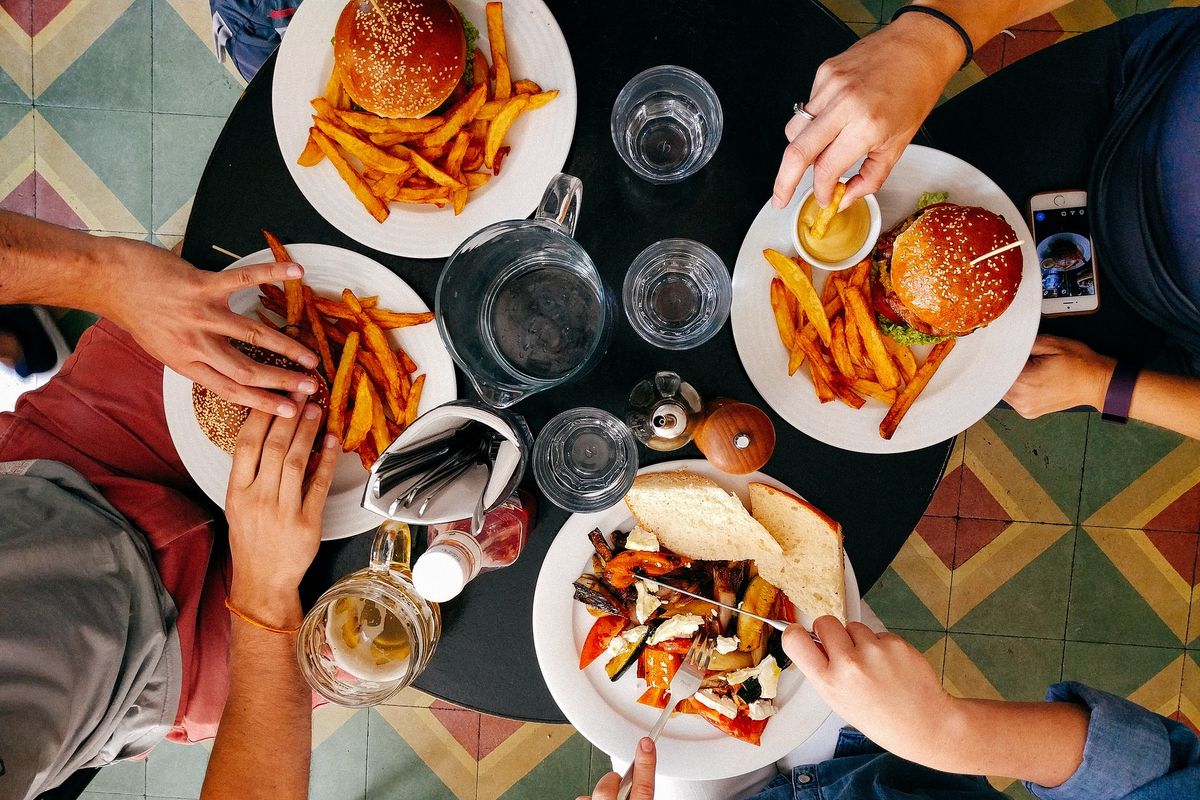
[764,248,956,440]
[297,2,558,220]
[259,231,433,469]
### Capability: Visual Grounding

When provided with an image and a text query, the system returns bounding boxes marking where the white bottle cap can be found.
[412,548,469,603]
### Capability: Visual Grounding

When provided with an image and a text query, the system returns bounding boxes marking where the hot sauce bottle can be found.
[410,490,535,602]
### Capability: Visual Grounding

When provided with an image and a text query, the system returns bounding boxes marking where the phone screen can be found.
[1032,205,1095,300]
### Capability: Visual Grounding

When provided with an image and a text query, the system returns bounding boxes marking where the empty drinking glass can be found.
[532,408,638,513]
[611,65,723,184]
[623,239,732,349]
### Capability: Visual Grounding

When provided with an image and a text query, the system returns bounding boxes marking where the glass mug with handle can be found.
[436,173,615,408]
[297,520,440,706]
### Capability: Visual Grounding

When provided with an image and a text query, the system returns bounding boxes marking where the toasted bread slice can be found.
[624,472,782,563]
[749,482,845,622]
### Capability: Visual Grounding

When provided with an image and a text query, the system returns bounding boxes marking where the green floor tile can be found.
[311,709,368,800]
[54,309,98,349]
[151,1,244,116]
[1079,417,1191,526]
[1067,527,1193,647]
[590,744,613,788]
[88,756,146,795]
[1002,781,1037,800]
[866,564,946,631]
[822,0,883,24]
[947,633,1063,702]
[145,740,209,800]
[495,732,592,800]
[0,101,30,139]
[151,113,224,234]
[1062,640,1183,702]
[35,0,150,112]
[365,709,460,800]
[0,63,29,104]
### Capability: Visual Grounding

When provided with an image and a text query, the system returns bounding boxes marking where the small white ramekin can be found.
[789,189,882,271]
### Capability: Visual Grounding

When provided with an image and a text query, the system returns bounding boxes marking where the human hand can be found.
[772,14,963,209]
[783,616,961,767]
[578,738,655,800]
[225,401,339,628]
[1004,334,1115,418]
[103,238,319,417]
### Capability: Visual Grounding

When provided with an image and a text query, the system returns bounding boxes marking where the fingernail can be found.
[298,379,318,394]
[304,403,320,420]
[325,434,339,450]
[639,738,653,753]
[299,353,318,369]
[286,264,303,278]
[277,402,296,417]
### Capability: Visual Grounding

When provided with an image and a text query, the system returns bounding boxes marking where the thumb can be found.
[782,623,828,679]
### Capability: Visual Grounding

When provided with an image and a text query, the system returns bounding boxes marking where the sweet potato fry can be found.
[395,346,418,374]
[417,83,487,149]
[344,372,373,452]
[880,338,956,440]
[312,298,432,329]
[302,286,336,378]
[484,95,528,171]
[366,377,391,453]
[409,152,464,189]
[404,374,426,426]
[336,110,441,135]
[485,2,511,100]
[313,117,410,173]
[328,330,359,439]
[843,286,901,390]
[770,278,796,351]
[764,248,830,346]
[310,128,389,222]
[343,288,403,402]
[262,231,303,325]
[357,350,404,420]
[514,78,542,94]
[883,336,918,383]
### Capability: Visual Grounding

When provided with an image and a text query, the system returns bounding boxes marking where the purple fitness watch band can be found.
[1101,360,1140,424]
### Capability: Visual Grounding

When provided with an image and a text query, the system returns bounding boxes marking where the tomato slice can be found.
[871,278,903,324]
[640,647,682,690]
[579,614,626,670]
[655,637,694,654]
[676,699,768,746]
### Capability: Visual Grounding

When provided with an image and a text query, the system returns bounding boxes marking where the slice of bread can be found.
[624,472,782,563]
[749,482,845,622]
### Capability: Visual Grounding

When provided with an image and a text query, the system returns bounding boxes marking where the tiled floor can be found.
[2,0,1198,799]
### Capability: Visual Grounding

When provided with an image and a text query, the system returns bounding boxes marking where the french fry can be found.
[358,350,404,420]
[464,172,491,189]
[485,95,528,171]
[310,128,389,222]
[395,346,418,374]
[492,145,512,174]
[829,317,855,379]
[764,248,831,346]
[404,374,426,426]
[821,271,841,305]
[770,278,797,351]
[302,286,336,378]
[790,334,832,402]
[372,168,416,200]
[392,187,450,206]
[787,344,806,377]
[312,298,433,329]
[472,50,489,91]
[344,372,373,452]
[323,70,342,107]
[417,83,487,149]
[849,258,871,288]
[462,143,485,172]
[328,330,359,439]
[843,286,901,390]
[829,375,866,409]
[842,298,869,367]
[313,117,411,173]
[524,89,559,111]
[356,439,379,470]
[451,187,469,215]
[883,336,918,383]
[343,288,404,402]
[310,97,342,123]
[486,2,511,100]
[336,110,441,135]
[850,379,898,405]
[880,338,957,440]
[808,182,847,240]
[297,133,324,167]
[445,131,470,176]
[262,231,304,325]
[409,152,464,189]
[514,78,542,94]
[366,378,391,453]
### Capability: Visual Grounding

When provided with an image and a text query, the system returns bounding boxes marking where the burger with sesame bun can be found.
[192,341,330,454]
[333,0,479,119]
[870,200,1022,345]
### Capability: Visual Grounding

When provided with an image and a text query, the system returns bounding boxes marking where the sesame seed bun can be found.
[333,0,466,119]
[191,341,330,455]
[887,204,1022,338]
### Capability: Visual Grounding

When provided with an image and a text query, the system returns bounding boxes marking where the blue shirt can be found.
[748,683,1199,800]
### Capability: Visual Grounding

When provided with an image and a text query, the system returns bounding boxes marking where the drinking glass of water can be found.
[623,238,732,350]
[610,65,723,184]
[533,408,638,513]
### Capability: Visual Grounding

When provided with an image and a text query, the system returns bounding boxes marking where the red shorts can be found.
[0,320,230,743]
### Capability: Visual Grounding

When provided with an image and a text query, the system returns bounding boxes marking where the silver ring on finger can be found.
[793,102,816,121]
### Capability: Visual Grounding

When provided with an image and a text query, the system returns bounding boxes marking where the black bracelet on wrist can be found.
[890,5,975,71]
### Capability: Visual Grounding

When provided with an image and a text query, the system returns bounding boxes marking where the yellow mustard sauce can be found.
[798,195,870,263]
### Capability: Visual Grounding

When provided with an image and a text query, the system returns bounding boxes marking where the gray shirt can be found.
[0,460,181,800]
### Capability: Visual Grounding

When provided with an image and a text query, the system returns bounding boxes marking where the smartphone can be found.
[1028,190,1100,316]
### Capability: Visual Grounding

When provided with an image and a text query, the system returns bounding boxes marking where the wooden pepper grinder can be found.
[694,398,775,475]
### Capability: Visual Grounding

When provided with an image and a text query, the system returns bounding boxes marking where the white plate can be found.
[731,145,1040,454]
[532,459,862,781]
[272,0,578,258]
[162,244,457,540]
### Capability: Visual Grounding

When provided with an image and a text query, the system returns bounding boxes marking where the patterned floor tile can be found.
[960,409,1086,525]
[926,434,963,517]
[151,112,224,235]
[88,756,146,795]
[589,744,613,788]
[1062,640,1184,719]
[145,739,211,799]
[80,793,143,800]
[368,704,479,800]
[34,0,150,111]
[864,517,955,630]
[34,105,150,231]
[0,0,32,102]
[1180,652,1200,734]
[1080,417,1200,532]
[151,0,244,116]
[0,102,34,214]
[311,706,368,800]
[1067,527,1197,647]
[943,633,1063,702]
[845,21,880,37]
[379,684,439,707]
[478,725,591,800]
[894,628,949,680]
[822,0,881,24]
[1002,29,1074,67]
[949,521,1075,638]
[1051,0,1134,31]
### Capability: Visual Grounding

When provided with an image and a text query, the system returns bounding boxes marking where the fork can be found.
[615,635,714,800]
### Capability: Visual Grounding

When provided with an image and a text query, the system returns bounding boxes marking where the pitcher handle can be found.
[369,519,413,574]
[534,173,583,237]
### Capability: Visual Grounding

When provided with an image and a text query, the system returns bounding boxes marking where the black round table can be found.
[182,0,952,723]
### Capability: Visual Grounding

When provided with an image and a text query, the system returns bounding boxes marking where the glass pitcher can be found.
[297,520,441,706]
[435,173,615,408]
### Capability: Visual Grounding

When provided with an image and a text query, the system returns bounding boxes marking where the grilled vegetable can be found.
[736,576,779,652]
[636,647,682,708]
[573,574,627,618]
[735,676,762,704]
[711,562,746,633]
[588,528,615,568]
[603,550,690,590]
[708,649,755,671]
[605,621,656,681]
[580,614,627,670]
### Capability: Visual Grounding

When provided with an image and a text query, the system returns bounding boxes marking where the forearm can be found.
[1128,370,1200,440]
[914,1,1072,49]
[920,698,1089,788]
[0,211,131,316]
[201,589,311,800]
